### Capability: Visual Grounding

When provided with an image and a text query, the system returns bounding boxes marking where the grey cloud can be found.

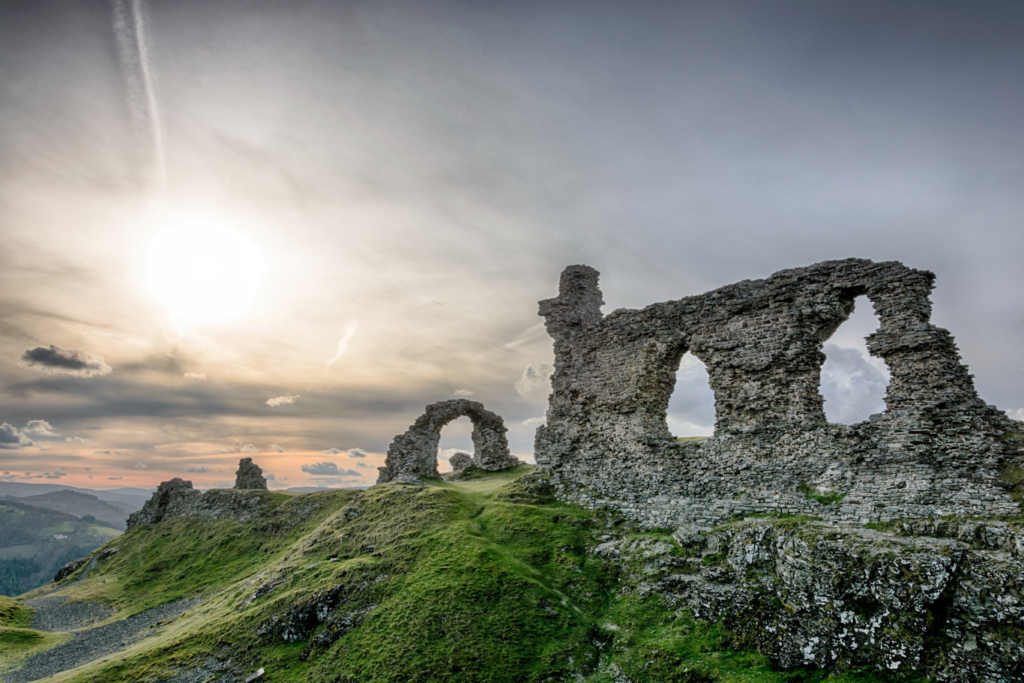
[301,461,341,475]
[65,436,89,443]
[20,345,112,377]
[820,344,890,425]
[515,364,552,399]
[0,423,33,449]
[270,444,284,453]
[347,448,367,458]
[322,448,342,455]
[187,467,213,473]
[355,462,372,469]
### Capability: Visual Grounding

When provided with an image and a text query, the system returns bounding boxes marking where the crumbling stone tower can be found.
[234,457,268,490]
[534,258,1024,526]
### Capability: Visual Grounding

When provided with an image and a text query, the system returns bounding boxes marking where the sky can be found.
[1,0,1022,491]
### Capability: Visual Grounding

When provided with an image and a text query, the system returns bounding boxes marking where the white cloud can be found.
[221,442,259,454]
[1007,408,1024,422]
[270,444,284,453]
[183,372,207,380]
[21,420,88,444]
[453,389,474,397]
[438,447,469,462]
[522,417,546,428]
[134,462,148,469]
[515,363,552,399]
[23,420,61,438]
[266,394,300,407]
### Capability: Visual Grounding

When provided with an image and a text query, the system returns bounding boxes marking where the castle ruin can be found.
[377,399,521,483]
[534,258,1023,526]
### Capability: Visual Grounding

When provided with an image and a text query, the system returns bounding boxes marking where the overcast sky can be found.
[1,0,1022,490]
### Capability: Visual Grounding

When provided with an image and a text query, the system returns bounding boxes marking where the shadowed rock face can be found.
[377,399,520,483]
[235,457,268,490]
[535,258,1024,526]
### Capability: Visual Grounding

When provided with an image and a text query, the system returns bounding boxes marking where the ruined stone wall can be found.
[127,478,276,528]
[377,399,521,483]
[535,258,1024,527]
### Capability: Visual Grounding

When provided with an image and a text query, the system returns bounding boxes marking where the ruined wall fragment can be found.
[535,258,1024,526]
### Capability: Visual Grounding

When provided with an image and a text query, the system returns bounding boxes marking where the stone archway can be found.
[376,399,520,483]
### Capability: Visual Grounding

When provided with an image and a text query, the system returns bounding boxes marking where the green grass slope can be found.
[22,474,916,683]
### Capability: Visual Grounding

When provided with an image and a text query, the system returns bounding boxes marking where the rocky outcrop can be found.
[535,259,1024,526]
[603,518,1024,682]
[448,452,473,470]
[377,399,521,483]
[127,478,275,529]
[234,457,268,490]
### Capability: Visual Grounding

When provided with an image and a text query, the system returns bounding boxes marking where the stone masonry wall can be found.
[534,258,1024,528]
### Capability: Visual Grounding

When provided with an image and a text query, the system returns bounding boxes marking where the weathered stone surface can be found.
[234,457,268,490]
[377,399,520,483]
[448,452,473,470]
[603,519,1024,682]
[535,259,1024,526]
[127,478,274,529]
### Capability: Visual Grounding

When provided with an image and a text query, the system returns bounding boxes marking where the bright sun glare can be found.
[148,221,263,324]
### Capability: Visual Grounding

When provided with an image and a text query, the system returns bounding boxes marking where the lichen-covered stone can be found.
[377,399,520,483]
[448,452,473,470]
[234,457,268,490]
[535,259,1024,526]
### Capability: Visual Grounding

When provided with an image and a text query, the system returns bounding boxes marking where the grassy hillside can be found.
[0,500,122,596]
[9,471,916,683]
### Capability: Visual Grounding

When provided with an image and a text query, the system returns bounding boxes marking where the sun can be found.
[147,221,263,324]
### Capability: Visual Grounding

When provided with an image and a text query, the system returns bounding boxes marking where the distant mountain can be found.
[0,498,121,596]
[7,491,130,531]
[0,482,151,517]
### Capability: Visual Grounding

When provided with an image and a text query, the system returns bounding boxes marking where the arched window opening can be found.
[820,295,890,425]
[437,415,475,472]
[668,352,715,440]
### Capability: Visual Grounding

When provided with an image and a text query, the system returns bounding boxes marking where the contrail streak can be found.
[112,0,167,197]
[326,320,359,369]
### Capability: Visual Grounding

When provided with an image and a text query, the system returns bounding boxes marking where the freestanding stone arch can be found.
[376,399,521,483]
